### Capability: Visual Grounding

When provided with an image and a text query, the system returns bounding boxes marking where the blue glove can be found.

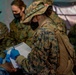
[5,54,11,62]
[10,48,20,60]
[0,57,3,64]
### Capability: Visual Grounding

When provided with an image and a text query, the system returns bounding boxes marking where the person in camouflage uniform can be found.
[0,22,9,51]
[9,1,60,75]
[9,1,75,75]
[0,22,16,74]
[9,0,34,47]
[33,0,67,33]
[0,0,34,74]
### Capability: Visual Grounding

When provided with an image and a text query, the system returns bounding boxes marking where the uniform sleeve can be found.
[16,28,58,74]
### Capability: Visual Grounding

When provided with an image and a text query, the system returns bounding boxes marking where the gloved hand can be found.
[10,48,20,60]
[5,54,11,62]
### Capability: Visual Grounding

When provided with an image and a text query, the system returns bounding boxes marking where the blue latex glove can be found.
[0,57,3,64]
[10,48,20,60]
[5,54,11,62]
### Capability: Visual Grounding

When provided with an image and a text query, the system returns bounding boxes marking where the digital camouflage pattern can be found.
[10,19,34,47]
[0,22,8,40]
[24,1,52,23]
[15,1,68,74]
[49,11,66,33]
[33,0,67,33]
[0,22,16,60]
[0,22,14,59]
[16,18,59,75]
[0,51,6,59]
[0,18,34,52]
[0,41,5,52]
[0,22,9,52]
[68,25,76,52]
[2,36,17,49]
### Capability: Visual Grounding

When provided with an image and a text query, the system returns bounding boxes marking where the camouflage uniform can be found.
[0,22,14,62]
[0,22,9,51]
[10,19,34,47]
[16,18,58,75]
[15,1,60,74]
[0,22,18,51]
[49,11,66,33]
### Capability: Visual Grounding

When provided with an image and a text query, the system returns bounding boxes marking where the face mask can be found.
[30,22,39,30]
[13,13,21,22]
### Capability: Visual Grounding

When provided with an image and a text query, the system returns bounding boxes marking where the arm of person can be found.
[15,28,58,74]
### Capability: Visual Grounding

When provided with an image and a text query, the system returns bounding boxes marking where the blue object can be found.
[0,57,3,64]
[0,67,9,75]
[5,54,11,63]
[10,48,20,60]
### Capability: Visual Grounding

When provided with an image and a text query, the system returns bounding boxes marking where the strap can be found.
[56,31,74,58]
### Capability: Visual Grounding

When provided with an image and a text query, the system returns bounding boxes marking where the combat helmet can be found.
[0,22,8,40]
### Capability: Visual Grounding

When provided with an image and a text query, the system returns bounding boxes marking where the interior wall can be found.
[0,0,33,29]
